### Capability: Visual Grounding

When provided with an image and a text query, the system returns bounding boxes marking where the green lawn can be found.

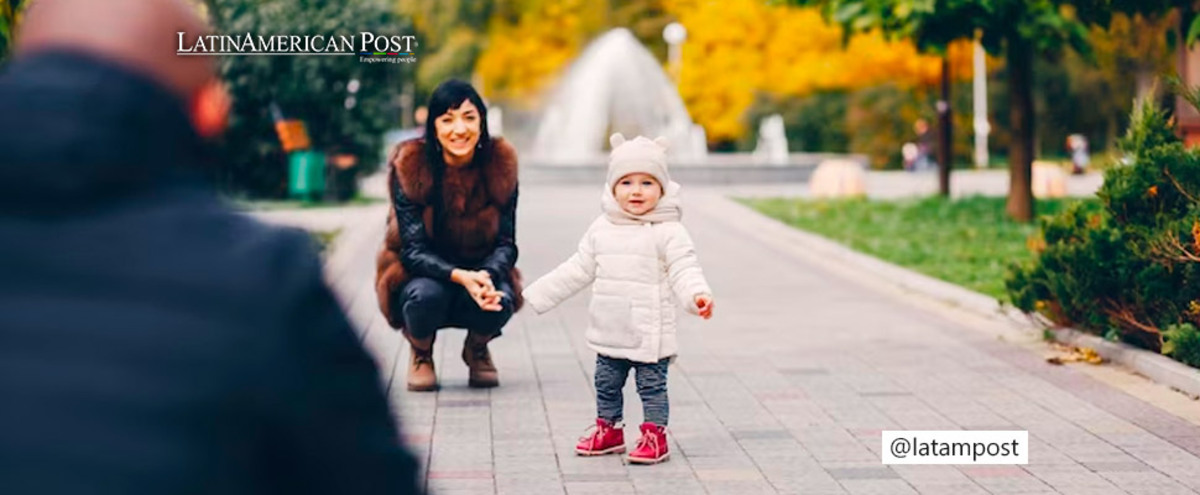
[740,195,1097,300]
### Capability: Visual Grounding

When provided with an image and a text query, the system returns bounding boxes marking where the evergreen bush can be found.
[1006,99,1200,367]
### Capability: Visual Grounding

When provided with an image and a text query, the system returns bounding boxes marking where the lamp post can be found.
[663,22,686,85]
[973,39,990,168]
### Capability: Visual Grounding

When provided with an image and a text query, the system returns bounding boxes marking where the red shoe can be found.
[627,422,669,464]
[575,418,625,456]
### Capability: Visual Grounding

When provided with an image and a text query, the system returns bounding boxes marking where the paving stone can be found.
[563,481,636,495]
[322,183,1200,494]
[826,467,900,480]
[780,368,830,376]
[1083,461,1155,473]
[701,480,780,495]
[730,429,795,440]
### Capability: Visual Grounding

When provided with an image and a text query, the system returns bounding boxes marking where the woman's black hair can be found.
[424,79,492,169]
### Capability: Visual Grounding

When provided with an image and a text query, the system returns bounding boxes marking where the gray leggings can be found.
[594,355,670,426]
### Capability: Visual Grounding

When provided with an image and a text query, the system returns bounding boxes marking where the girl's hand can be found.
[694,294,714,319]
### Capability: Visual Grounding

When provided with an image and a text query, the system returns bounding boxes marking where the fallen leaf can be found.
[1080,347,1103,364]
[1045,344,1104,366]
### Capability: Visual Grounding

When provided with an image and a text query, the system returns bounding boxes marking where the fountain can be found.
[523,28,865,183]
[530,28,704,165]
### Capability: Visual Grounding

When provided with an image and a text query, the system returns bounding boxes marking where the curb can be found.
[1049,327,1200,399]
[703,193,1200,400]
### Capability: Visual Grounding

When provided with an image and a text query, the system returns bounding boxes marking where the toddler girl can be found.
[522,133,713,464]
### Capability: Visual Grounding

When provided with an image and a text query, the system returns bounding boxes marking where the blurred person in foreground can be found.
[0,0,422,493]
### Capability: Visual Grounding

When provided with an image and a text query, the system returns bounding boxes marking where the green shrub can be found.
[1005,97,1200,363]
[208,0,410,198]
[1164,323,1200,368]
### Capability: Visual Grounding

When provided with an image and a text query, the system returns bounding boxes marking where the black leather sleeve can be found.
[479,188,519,284]
[392,173,455,281]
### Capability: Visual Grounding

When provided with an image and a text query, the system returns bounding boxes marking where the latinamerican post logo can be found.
[176,32,418,64]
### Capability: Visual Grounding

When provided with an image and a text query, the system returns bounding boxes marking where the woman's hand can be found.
[474,271,506,312]
[452,269,505,312]
[694,294,714,320]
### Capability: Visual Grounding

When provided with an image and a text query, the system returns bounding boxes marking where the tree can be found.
[668,0,771,144]
[665,0,969,146]
[611,0,675,60]
[207,0,411,197]
[801,1,957,196]
[811,0,1200,221]
[0,0,28,62]
[474,0,609,105]
[1029,12,1176,156]
[1094,12,1177,104]
[398,0,494,98]
[800,0,1103,221]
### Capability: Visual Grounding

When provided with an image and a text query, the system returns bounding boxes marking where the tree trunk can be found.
[1006,37,1035,222]
[937,57,953,197]
[1106,112,1117,153]
[1134,69,1157,105]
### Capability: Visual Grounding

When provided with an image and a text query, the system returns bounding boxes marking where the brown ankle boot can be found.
[462,333,499,388]
[406,334,437,392]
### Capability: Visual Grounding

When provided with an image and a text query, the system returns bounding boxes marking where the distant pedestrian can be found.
[912,118,935,172]
[1067,133,1089,175]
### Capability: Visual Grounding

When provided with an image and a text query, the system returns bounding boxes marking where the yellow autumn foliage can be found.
[669,0,769,142]
[474,0,607,106]
[667,0,973,142]
[473,0,974,142]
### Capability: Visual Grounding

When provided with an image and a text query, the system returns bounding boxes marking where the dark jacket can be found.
[0,51,422,494]
[375,138,523,329]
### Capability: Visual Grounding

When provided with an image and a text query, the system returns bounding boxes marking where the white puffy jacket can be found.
[522,215,711,363]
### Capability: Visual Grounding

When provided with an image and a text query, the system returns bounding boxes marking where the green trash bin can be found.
[288,151,326,201]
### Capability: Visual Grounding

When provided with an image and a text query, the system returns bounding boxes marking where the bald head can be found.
[17,0,215,100]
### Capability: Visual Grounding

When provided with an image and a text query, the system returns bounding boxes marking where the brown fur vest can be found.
[375,137,524,329]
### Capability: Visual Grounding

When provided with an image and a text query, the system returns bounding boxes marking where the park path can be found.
[318,176,1200,495]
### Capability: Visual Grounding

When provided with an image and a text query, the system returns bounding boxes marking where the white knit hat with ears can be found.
[606,133,671,190]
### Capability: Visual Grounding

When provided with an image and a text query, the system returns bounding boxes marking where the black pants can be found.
[397,277,514,340]
[595,355,670,426]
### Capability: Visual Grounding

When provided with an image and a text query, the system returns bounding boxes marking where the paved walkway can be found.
[323,182,1200,495]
